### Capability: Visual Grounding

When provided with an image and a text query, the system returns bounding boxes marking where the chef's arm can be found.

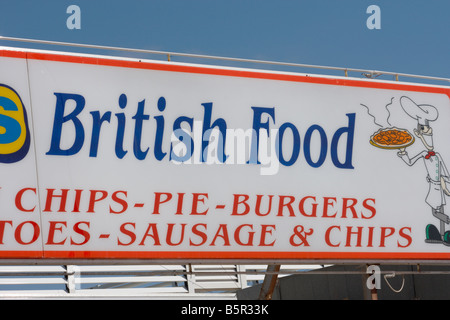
[438,154,450,182]
[397,150,426,166]
[441,172,450,184]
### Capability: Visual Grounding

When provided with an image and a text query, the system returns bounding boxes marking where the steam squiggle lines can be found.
[385,97,394,126]
[360,103,383,127]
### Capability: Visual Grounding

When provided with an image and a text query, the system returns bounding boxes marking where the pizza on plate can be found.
[370,127,415,149]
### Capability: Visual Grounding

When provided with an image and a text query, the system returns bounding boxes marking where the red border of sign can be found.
[1,48,450,261]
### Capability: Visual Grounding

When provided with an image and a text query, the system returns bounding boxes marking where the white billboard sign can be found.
[0,47,449,262]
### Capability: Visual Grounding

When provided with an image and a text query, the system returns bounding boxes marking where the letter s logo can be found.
[0,84,30,163]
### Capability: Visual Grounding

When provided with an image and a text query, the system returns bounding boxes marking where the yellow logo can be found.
[0,84,30,163]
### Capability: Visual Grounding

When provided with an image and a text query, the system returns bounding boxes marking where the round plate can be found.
[369,127,415,150]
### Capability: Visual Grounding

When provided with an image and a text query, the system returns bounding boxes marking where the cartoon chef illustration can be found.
[397,96,450,245]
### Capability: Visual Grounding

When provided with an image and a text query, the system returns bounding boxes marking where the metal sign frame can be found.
[0,45,449,265]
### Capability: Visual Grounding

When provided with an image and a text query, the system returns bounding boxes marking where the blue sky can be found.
[0,0,448,84]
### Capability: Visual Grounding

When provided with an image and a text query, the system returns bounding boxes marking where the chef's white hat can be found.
[400,96,438,126]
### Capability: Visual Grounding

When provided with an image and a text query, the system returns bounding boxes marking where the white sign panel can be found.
[0,48,449,262]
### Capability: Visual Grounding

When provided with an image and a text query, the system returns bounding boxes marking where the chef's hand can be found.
[397,147,407,156]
